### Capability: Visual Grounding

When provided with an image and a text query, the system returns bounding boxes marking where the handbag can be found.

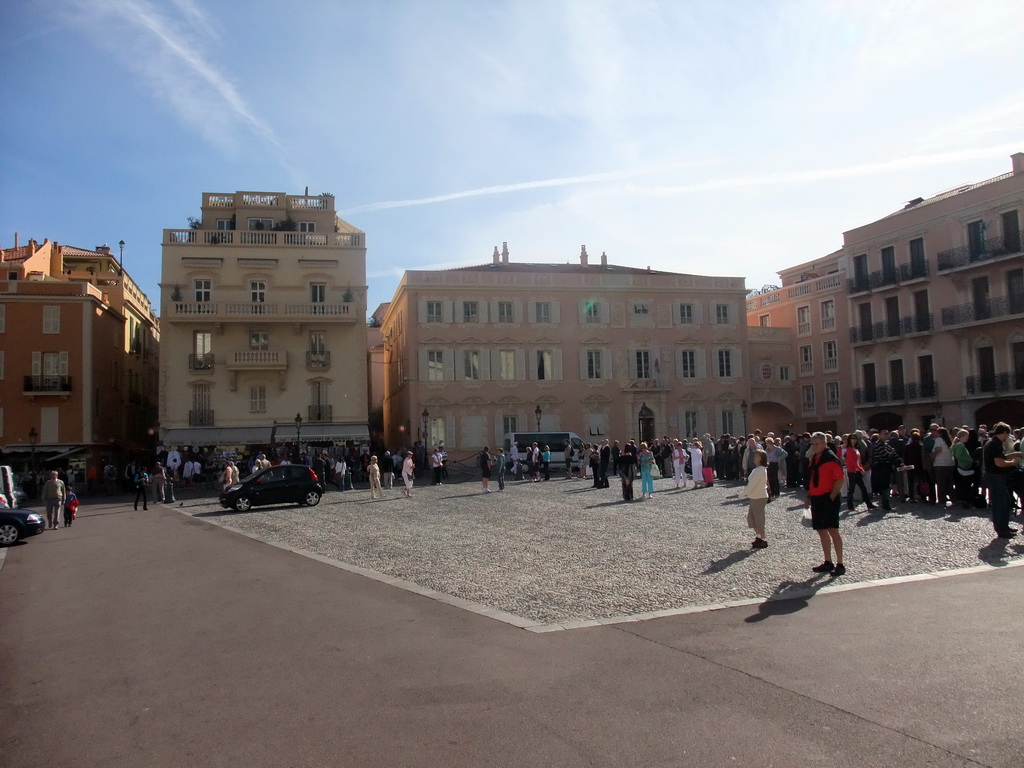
[702,467,714,485]
[916,480,931,497]
[651,463,661,479]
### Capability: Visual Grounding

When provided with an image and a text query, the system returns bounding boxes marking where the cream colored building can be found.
[159,191,368,449]
[842,152,1024,430]
[745,251,851,433]
[380,245,752,456]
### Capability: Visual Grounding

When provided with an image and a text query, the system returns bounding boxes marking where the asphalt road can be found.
[2,500,1022,768]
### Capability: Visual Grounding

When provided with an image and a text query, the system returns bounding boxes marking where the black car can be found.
[219,465,324,512]
[0,507,47,545]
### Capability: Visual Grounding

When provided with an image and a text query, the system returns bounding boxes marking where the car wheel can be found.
[303,491,321,507]
[233,496,252,512]
[0,522,22,546]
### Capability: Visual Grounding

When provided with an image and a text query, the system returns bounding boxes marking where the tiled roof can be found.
[881,171,1016,220]
[60,245,104,257]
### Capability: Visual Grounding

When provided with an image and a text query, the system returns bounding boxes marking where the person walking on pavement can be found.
[739,449,769,548]
[480,447,493,493]
[496,448,506,491]
[402,451,416,497]
[133,469,150,511]
[805,432,846,575]
[151,462,167,503]
[42,470,67,529]
[984,422,1021,538]
[368,456,384,499]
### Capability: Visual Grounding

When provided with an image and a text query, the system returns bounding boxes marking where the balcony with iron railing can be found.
[847,260,930,295]
[306,351,331,369]
[821,316,836,332]
[965,372,1024,396]
[168,301,357,322]
[226,350,287,370]
[308,404,333,422]
[853,380,937,404]
[823,357,839,372]
[937,233,1023,272]
[189,353,214,371]
[23,375,72,394]
[940,294,1024,327]
[189,409,214,426]
[164,229,362,248]
[850,313,933,343]
[799,360,813,375]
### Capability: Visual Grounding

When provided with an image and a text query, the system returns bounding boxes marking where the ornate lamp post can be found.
[294,412,303,462]
[534,404,542,431]
[421,408,429,445]
[740,399,748,437]
[118,239,125,275]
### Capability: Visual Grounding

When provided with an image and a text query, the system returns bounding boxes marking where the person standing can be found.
[689,438,705,488]
[871,431,902,512]
[619,442,637,501]
[541,445,551,481]
[638,442,655,499]
[983,422,1021,538]
[368,456,384,499]
[765,437,785,500]
[841,434,874,511]
[402,451,416,497]
[805,432,846,575]
[151,461,167,504]
[382,451,394,490]
[599,439,611,489]
[739,449,769,548]
[431,446,444,486]
[495,448,506,491]
[672,439,688,489]
[480,447,493,493]
[931,427,956,507]
[133,469,150,511]
[42,470,67,529]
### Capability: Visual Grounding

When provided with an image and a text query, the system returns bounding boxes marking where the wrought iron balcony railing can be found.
[849,314,933,343]
[847,261,930,294]
[308,404,333,422]
[189,353,214,370]
[853,380,937,404]
[189,409,214,426]
[940,294,1024,326]
[306,351,331,369]
[937,233,1023,271]
[23,375,72,393]
[965,372,1024,395]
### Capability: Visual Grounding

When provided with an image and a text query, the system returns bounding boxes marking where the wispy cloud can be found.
[67,0,282,156]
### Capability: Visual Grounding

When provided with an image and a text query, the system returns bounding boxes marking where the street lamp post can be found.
[534,405,542,431]
[421,408,429,445]
[294,412,303,462]
[118,240,125,275]
[740,399,748,437]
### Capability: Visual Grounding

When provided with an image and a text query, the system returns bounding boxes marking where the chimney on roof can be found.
[1012,152,1024,175]
[501,241,509,264]
[600,250,608,267]
[97,244,111,255]
[580,245,589,266]
[492,246,500,265]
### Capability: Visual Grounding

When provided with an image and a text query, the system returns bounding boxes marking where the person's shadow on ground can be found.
[744,575,830,623]
[701,549,755,575]
[978,537,1024,565]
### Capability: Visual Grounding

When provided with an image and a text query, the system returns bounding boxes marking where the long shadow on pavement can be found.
[701,549,755,575]
[744,575,832,623]
[978,537,1024,565]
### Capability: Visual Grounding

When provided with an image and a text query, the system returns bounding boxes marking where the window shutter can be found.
[59,351,69,376]
[553,349,563,380]
[455,298,464,324]
[479,350,491,380]
[418,300,427,324]
[32,351,41,376]
[489,300,499,324]
[513,301,523,323]
[418,349,428,381]
[578,301,587,324]
[454,350,464,380]
[444,350,455,381]
[442,301,454,324]
[693,303,704,324]
[515,349,526,381]
[490,349,500,379]
[603,349,611,379]
[550,301,560,325]
[696,349,706,379]
[579,349,588,379]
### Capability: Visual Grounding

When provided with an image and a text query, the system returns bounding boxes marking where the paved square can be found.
[184,475,1024,626]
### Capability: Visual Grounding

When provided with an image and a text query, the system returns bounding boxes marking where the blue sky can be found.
[2,0,1023,315]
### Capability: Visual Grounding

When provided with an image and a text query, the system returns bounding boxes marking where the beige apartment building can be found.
[159,191,369,450]
[0,237,159,475]
[745,252,851,433]
[843,153,1024,430]
[379,246,752,456]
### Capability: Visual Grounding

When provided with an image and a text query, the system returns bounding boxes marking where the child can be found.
[368,455,384,499]
[64,490,79,527]
[739,449,769,548]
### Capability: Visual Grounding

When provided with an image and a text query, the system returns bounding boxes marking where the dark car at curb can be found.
[219,465,325,512]
[0,507,47,545]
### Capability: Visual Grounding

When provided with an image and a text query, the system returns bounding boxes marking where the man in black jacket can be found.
[599,440,611,488]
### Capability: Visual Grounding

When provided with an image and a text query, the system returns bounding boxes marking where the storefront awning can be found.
[273,423,369,443]
[163,426,273,447]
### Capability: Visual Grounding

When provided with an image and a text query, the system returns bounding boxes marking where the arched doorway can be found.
[751,401,795,436]
[637,403,655,445]
[867,411,902,431]
[974,399,1024,429]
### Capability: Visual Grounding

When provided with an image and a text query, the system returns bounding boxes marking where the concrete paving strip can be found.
[177,503,1024,634]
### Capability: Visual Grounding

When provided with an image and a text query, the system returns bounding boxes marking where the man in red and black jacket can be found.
[804,432,846,576]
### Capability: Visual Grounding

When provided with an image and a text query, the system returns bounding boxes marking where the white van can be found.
[503,432,584,466]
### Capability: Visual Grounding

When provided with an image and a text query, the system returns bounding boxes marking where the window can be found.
[634,302,649,316]
[825,382,840,413]
[498,301,514,323]
[967,219,986,258]
[684,411,699,436]
[299,221,316,233]
[585,302,601,323]
[679,304,694,324]
[192,331,212,369]
[823,340,838,371]
[820,299,835,331]
[427,350,444,381]
[309,331,326,354]
[463,301,479,323]
[426,301,443,323]
[586,350,603,380]
[759,315,770,327]
[717,349,733,378]
[463,350,481,380]
[42,306,60,334]
[799,345,813,375]
[715,304,730,324]
[502,416,517,437]
[310,283,326,303]
[247,218,272,231]
[635,350,651,379]
[250,331,269,350]
[498,350,515,380]
[192,383,210,412]
[779,365,792,381]
[797,305,811,335]
[721,411,734,435]
[535,302,551,324]
[194,279,211,303]
[680,350,697,379]
[250,281,266,303]
[802,384,816,413]
[311,380,329,408]
[536,350,553,380]
[249,384,266,413]
[881,246,897,280]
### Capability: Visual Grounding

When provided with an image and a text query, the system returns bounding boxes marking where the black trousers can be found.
[846,472,871,508]
[134,483,148,510]
[767,463,780,498]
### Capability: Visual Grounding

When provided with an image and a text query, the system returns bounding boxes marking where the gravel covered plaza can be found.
[183,473,1024,628]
